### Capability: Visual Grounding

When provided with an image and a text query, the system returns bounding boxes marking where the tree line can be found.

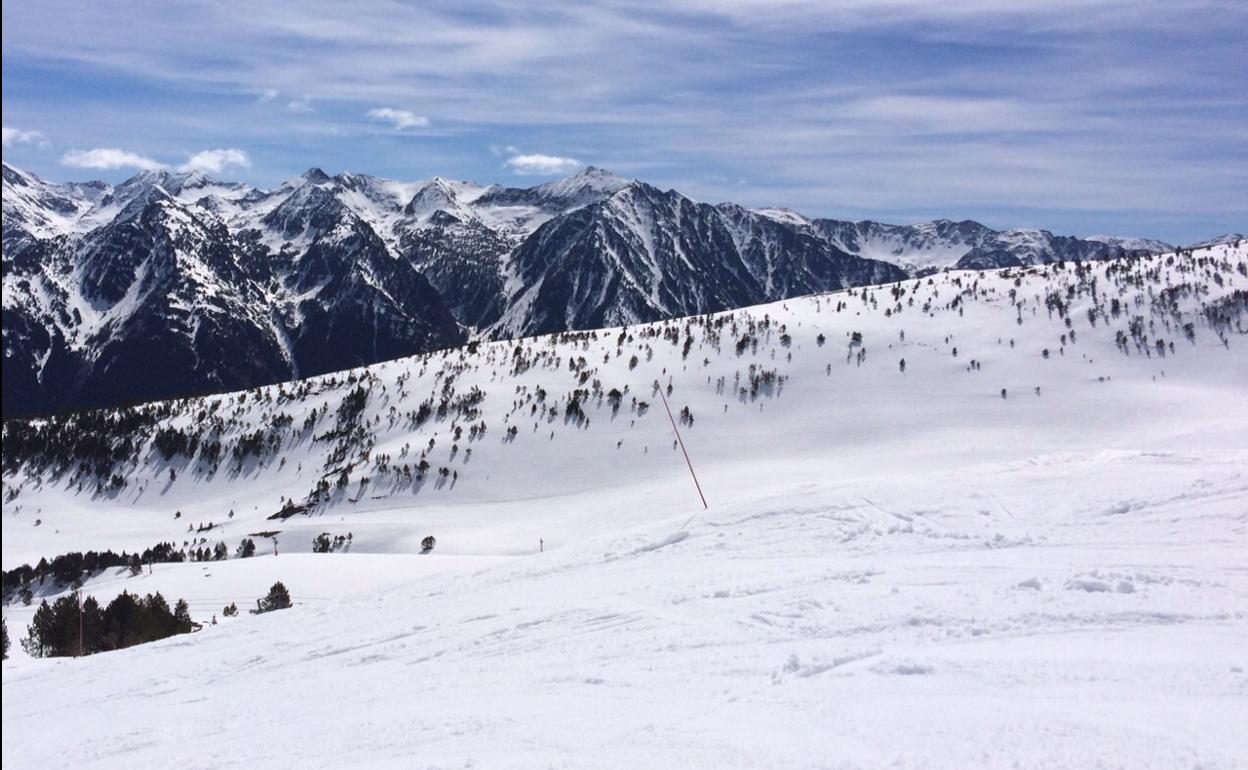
[22,590,193,658]
[3,542,186,599]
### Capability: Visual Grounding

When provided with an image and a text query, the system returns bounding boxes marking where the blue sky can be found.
[2,0,1244,243]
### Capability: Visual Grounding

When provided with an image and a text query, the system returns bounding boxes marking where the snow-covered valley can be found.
[3,244,1247,768]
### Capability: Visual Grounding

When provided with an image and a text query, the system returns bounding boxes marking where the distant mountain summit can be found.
[2,161,1189,417]
[1187,233,1245,249]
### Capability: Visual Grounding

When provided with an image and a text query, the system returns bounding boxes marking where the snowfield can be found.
[3,244,1247,768]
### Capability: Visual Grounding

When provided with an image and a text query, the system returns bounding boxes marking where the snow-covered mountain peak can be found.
[2,162,106,238]
[1085,234,1175,253]
[572,164,626,184]
[111,180,177,223]
[114,168,194,194]
[753,207,812,227]
[532,166,631,206]
[403,179,470,222]
[1188,233,1244,249]
[97,169,248,216]
[1,161,36,187]
[259,179,354,241]
[171,169,212,189]
[300,167,333,185]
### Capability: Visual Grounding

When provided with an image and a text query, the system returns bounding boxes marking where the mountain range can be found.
[3,161,1223,418]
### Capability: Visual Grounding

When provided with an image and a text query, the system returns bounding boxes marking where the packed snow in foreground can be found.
[3,245,1247,768]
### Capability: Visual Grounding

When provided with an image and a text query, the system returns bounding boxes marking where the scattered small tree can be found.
[253,582,292,614]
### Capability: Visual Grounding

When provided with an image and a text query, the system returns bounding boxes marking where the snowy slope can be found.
[6,456,1246,768]
[3,244,1246,768]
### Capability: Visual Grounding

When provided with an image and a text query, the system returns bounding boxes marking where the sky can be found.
[1,0,1244,243]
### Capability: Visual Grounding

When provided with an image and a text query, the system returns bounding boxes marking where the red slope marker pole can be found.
[659,386,708,510]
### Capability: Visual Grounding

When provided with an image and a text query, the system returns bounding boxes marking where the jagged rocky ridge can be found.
[2,161,1206,417]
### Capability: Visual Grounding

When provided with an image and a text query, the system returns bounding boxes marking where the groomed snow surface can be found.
[4,246,1247,769]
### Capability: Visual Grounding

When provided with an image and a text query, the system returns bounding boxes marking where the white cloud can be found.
[505,152,583,175]
[366,107,430,130]
[59,146,251,175]
[178,148,252,173]
[61,147,165,171]
[287,96,315,113]
[2,126,49,148]
[256,88,279,103]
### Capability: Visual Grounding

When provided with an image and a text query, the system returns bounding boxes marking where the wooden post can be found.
[658,387,707,509]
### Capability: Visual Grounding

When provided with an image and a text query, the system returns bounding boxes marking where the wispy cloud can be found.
[2,126,49,148]
[286,96,315,113]
[178,148,251,174]
[61,147,165,171]
[505,152,582,175]
[366,108,429,130]
[841,95,1066,135]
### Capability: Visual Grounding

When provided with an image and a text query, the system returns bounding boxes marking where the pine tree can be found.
[23,600,56,657]
[81,596,104,655]
[174,599,193,633]
[2,615,9,659]
[254,582,292,613]
[103,590,141,650]
[141,593,174,642]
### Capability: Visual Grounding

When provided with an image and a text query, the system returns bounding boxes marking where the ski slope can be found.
[3,244,1247,768]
